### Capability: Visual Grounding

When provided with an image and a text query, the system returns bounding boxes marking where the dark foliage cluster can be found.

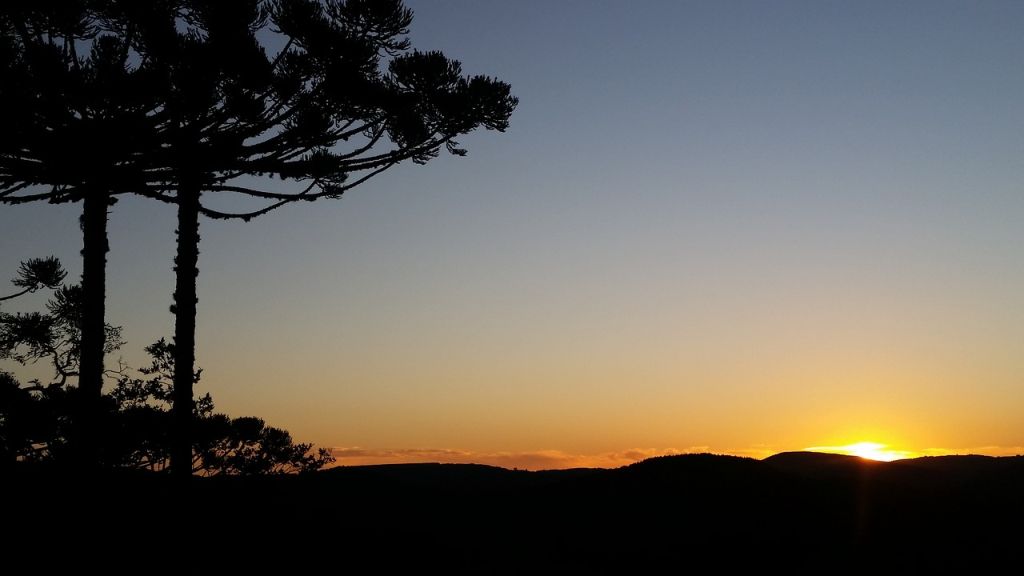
[1,0,517,213]
[0,258,333,474]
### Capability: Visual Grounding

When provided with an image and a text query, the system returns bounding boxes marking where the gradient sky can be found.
[3,0,1024,468]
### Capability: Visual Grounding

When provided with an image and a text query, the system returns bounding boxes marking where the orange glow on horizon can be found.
[320,442,1024,470]
[806,441,914,462]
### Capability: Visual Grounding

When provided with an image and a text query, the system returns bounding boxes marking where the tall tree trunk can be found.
[77,190,110,468]
[171,182,201,478]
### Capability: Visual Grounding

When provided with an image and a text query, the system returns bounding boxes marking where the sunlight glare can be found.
[807,441,913,462]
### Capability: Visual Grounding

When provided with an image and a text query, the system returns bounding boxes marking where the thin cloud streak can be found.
[916,446,1024,457]
[332,446,749,470]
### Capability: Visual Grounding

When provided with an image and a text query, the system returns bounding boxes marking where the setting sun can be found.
[806,442,914,462]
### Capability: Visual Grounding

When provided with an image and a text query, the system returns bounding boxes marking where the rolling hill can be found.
[8,452,1022,573]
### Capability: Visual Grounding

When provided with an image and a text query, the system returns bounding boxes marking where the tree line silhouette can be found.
[1,0,516,476]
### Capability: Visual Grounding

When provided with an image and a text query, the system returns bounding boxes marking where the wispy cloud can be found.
[915,446,1024,457]
[330,446,715,470]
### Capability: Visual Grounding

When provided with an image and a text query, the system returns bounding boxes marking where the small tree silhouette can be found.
[1,257,123,465]
[109,338,335,474]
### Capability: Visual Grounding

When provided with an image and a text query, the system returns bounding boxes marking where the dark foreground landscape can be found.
[10,452,1023,573]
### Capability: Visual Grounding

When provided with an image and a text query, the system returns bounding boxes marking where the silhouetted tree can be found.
[112,0,516,477]
[3,1,516,476]
[1,257,124,392]
[0,2,166,464]
[0,257,67,302]
[1,257,122,465]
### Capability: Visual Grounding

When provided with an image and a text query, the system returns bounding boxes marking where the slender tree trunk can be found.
[78,190,110,468]
[171,182,201,478]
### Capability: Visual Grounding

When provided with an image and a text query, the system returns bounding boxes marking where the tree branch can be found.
[0,288,34,302]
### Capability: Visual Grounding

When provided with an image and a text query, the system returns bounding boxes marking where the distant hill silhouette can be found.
[8,452,1022,573]
[765,450,885,478]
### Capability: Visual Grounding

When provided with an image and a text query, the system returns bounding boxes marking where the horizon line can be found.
[326,444,1024,471]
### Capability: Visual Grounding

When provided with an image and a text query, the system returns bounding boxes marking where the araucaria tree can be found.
[0,2,165,465]
[126,0,517,476]
[2,0,516,475]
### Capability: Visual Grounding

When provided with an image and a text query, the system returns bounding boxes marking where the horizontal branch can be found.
[206,179,319,200]
[0,287,33,302]
[199,159,397,221]
[0,190,62,204]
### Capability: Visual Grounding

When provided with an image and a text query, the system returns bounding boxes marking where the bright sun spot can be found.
[806,442,913,462]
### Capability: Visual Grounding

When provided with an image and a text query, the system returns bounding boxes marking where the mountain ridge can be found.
[8,451,1023,572]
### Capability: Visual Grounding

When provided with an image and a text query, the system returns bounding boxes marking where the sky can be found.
[2,0,1024,468]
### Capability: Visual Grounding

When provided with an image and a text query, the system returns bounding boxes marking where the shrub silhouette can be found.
[1,258,332,474]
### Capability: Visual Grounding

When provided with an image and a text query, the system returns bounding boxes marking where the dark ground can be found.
[8,452,1023,573]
